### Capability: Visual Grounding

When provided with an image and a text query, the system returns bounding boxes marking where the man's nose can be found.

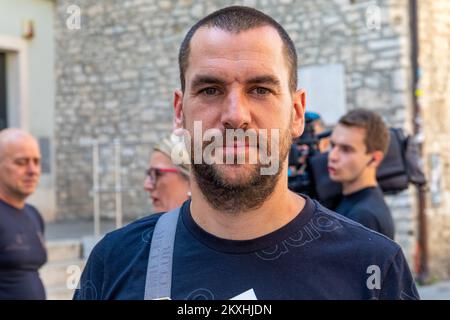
[328,146,338,163]
[27,162,40,175]
[220,90,251,129]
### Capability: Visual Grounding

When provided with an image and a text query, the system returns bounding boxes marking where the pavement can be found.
[417,281,450,300]
[45,219,135,241]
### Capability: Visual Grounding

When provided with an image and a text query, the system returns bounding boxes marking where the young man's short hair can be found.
[338,109,390,154]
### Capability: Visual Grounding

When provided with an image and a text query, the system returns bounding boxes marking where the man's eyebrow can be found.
[14,156,41,161]
[246,75,281,87]
[191,75,227,89]
[191,75,282,89]
[330,140,355,151]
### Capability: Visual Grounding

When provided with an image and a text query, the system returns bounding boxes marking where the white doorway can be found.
[0,35,29,130]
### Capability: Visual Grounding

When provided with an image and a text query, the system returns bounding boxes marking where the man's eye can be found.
[200,87,219,95]
[251,87,271,95]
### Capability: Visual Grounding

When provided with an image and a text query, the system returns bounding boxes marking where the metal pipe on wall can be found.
[114,139,123,229]
[409,0,429,284]
[92,140,100,237]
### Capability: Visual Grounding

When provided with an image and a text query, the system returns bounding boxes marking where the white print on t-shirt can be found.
[230,288,257,300]
[256,213,343,261]
[185,288,258,300]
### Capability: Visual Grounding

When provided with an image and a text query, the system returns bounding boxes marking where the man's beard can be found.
[192,126,292,214]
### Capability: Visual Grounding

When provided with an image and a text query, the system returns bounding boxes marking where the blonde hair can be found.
[153,133,190,178]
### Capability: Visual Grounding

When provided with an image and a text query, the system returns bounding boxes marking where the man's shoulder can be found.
[85,213,162,268]
[24,203,43,217]
[354,187,389,209]
[74,213,165,300]
[99,212,164,250]
[24,203,45,230]
[313,200,400,254]
[341,192,390,220]
[343,204,380,223]
[24,202,38,211]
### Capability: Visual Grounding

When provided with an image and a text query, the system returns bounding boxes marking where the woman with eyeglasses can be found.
[144,134,191,213]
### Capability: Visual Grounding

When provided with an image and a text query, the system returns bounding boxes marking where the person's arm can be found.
[379,248,420,300]
[73,236,109,300]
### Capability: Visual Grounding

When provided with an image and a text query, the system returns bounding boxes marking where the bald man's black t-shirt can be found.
[74,196,418,300]
[0,199,47,299]
[335,187,395,240]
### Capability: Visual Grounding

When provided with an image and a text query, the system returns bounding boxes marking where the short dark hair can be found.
[178,6,298,93]
[338,109,390,154]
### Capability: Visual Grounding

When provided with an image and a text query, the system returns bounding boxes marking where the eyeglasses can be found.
[145,167,180,185]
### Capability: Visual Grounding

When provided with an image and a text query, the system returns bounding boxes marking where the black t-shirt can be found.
[0,199,47,299]
[74,196,418,300]
[335,187,395,240]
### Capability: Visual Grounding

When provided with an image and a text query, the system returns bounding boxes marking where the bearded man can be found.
[74,6,418,300]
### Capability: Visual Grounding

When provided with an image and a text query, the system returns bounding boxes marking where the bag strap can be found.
[144,207,180,300]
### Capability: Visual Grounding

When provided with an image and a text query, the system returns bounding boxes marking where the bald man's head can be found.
[0,128,39,158]
[0,128,41,208]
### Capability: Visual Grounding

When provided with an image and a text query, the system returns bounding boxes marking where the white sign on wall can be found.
[298,64,347,125]
[429,153,442,206]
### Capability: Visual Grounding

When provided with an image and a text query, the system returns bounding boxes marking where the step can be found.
[41,259,86,289]
[46,286,76,300]
[46,239,82,262]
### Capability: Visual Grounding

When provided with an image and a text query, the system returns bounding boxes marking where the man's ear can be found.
[173,90,184,131]
[291,89,306,138]
[369,150,385,168]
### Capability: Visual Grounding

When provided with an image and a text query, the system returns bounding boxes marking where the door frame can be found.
[0,35,29,130]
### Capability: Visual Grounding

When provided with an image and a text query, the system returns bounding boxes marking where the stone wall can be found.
[54,0,417,263]
[418,0,450,280]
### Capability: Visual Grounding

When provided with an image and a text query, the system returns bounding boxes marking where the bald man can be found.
[0,128,47,300]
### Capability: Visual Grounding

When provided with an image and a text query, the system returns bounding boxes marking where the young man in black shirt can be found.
[0,129,47,299]
[75,6,417,300]
[328,109,395,239]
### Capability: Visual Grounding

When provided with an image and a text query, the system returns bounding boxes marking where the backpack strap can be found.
[144,207,180,300]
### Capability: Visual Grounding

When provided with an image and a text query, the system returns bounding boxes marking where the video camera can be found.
[288,112,426,210]
[288,112,331,199]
